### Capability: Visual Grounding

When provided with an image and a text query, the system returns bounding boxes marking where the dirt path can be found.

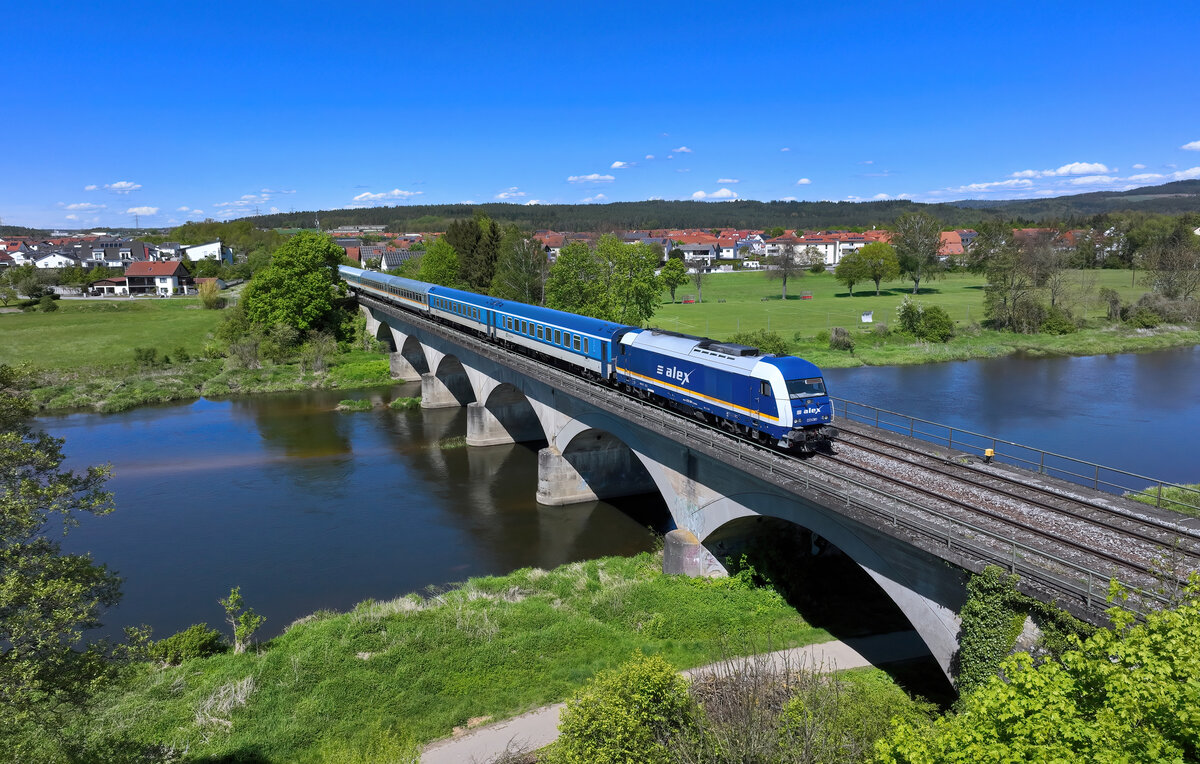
[421,631,929,764]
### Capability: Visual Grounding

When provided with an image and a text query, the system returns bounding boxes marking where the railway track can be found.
[815,426,1199,585]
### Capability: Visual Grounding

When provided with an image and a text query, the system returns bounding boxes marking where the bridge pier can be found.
[467,403,514,446]
[420,373,462,409]
[535,440,656,506]
[390,352,420,380]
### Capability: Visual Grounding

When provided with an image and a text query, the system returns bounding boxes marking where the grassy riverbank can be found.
[0,297,395,412]
[79,552,829,761]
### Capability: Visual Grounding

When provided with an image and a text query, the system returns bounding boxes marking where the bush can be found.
[1040,306,1078,335]
[895,296,922,335]
[1127,306,1161,328]
[150,623,226,665]
[729,329,790,356]
[132,347,158,368]
[918,305,954,343]
[388,396,421,410]
[828,326,855,352]
[1136,293,1200,324]
[873,322,890,338]
[173,346,191,363]
[808,262,826,274]
[38,295,58,312]
[551,652,691,764]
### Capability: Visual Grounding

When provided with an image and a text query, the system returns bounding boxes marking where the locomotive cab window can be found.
[760,381,771,396]
[786,378,827,399]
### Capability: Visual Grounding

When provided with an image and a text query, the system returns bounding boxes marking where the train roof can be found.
[339,265,433,296]
[626,329,825,378]
[430,285,636,340]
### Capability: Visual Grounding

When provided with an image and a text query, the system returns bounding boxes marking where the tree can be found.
[857,241,901,295]
[834,251,867,296]
[878,581,1200,763]
[415,238,461,287]
[764,226,786,238]
[219,586,265,655]
[197,280,223,310]
[689,265,708,304]
[545,235,662,324]
[659,257,689,303]
[490,226,547,304]
[241,231,345,332]
[0,365,121,753]
[767,243,803,299]
[892,211,944,294]
[1142,238,1200,299]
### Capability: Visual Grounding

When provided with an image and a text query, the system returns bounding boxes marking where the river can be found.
[47,346,1200,640]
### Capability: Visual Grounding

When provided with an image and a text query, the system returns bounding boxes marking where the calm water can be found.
[46,347,1200,639]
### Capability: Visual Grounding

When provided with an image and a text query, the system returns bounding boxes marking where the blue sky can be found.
[5,1,1199,229]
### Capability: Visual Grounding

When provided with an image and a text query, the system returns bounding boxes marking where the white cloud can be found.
[496,187,527,199]
[872,193,890,200]
[717,178,740,184]
[1174,167,1200,180]
[896,193,913,199]
[523,199,545,206]
[845,195,863,202]
[581,193,608,203]
[177,206,190,212]
[1065,175,1117,185]
[459,200,478,205]
[610,161,631,169]
[692,187,737,200]
[859,160,875,165]
[780,147,790,152]
[950,179,1035,193]
[1181,141,1200,151]
[1132,163,1147,169]
[191,209,204,216]
[352,188,423,202]
[566,173,614,183]
[125,206,159,216]
[261,187,296,194]
[673,146,693,153]
[1010,162,1111,179]
[645,154,655,160]
[65,214,78,220]
[779,196,798,202]
[795,178,812,185]
[61,202,106,211]
[105,180,142,194]
[84,184,98,191]
[647,195,664,201]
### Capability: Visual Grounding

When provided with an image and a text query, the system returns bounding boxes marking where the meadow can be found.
[82,553,831,761]
[655,269,1200,368]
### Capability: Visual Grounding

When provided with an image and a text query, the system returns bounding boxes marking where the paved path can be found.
[421,631,928,764]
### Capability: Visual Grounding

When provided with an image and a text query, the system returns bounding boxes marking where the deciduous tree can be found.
[857,241,901,295]
[834,251,867,296]
[241,231,346,332]
[892,211,944,294]
[490,226,547,304]
[767,243,803,299]
[415,238,461,288]
[659,257,688,303]
[0,364,120,754]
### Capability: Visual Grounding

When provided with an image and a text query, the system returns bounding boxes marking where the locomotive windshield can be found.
[785,377,826,399]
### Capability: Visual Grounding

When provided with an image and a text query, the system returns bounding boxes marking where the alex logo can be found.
[656,365,692,385]
[798,407,824,416]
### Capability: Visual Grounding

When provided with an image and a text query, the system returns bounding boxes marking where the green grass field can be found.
[84,553,830,761]
[654,269,1146,341]
[0,297,224,369]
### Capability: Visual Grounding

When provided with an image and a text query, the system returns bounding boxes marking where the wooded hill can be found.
[241,181,1200,233]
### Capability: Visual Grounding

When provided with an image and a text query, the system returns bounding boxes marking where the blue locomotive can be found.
[339,265,836,451]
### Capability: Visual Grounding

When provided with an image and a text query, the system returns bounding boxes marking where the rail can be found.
[833,397,1200,516]
[359,295,1179,619]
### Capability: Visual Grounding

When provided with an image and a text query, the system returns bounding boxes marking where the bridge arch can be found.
[420,354,476,409]
[536,427,660,507]
[466,383,547,447]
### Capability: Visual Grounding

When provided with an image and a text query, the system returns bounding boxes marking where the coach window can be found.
[554,329,561,345]
[573,336,581,351]
[536,326,544,340]
[583,338,589,353]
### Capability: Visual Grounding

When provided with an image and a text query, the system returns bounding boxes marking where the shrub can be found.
[828,326,855,352]
[551,652,691,764]
[132,347,158,368]
[1098,287,1122,321]
[873,322,890,338]
[729,329,790,356]
[388,396,421,410]
[1128,306,1161,328]
[197,280,224,310]
[337,399,373,411]
[1136,293,1200,324]
[1040,306,1078,335]
[808,262,826,274]
[150,623,226,665]
[918,305,955,343]
[173,346,191,363]
[38,295,58,312]
[895,296,922,335]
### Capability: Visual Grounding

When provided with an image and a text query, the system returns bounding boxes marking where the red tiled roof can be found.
[125,261,188,277]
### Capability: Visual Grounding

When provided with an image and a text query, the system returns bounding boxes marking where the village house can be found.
[124,261,194,296]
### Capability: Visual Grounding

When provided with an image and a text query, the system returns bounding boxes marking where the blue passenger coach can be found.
[614,329,836,450]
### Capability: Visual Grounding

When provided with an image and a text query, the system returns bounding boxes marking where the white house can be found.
[182,240,233,263]
[33,252,81,269]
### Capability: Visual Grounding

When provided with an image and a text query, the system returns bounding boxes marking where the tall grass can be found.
[88,552,829,761]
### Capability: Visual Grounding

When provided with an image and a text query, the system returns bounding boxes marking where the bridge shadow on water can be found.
[708,518,957,706]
